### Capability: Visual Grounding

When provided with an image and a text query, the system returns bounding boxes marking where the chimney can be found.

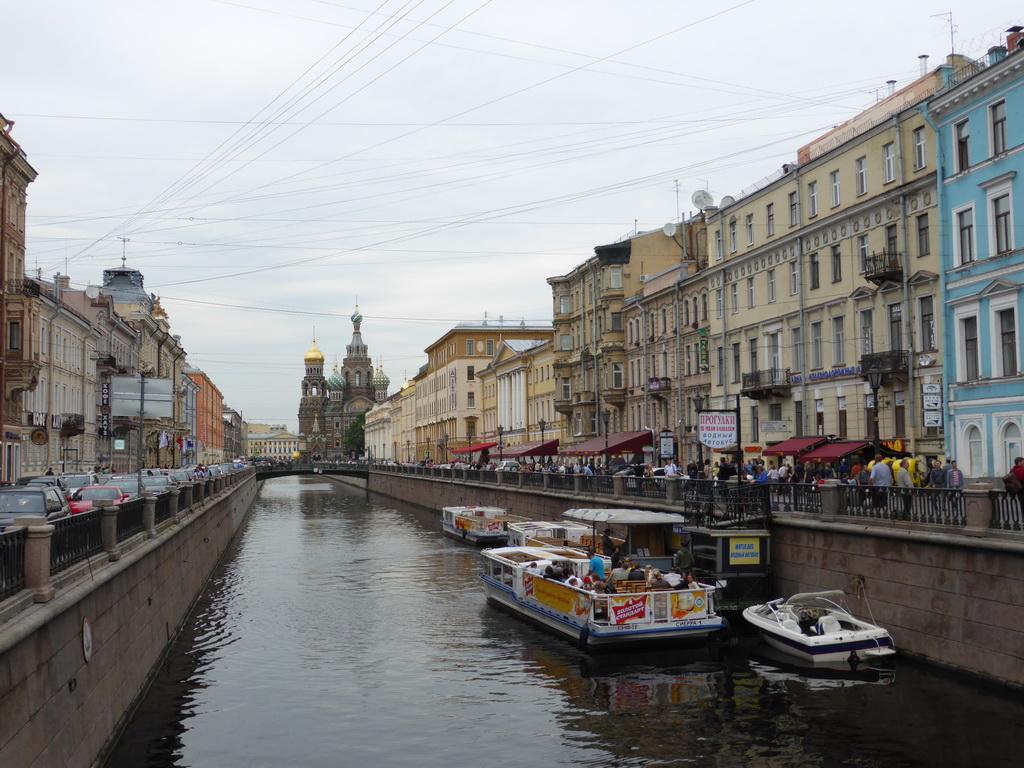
[1007,26,1024,53]
[988,46,1008,65]
[886,79,897,96]
[55,273,71,290]
[918,54,929,76]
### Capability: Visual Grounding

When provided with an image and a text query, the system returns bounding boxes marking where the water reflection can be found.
[105,477,1024,768]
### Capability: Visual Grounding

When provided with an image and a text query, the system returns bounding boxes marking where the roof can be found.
[563,508,691,525]
[762,436,827,457]
[497,438,559,458]
[558,430,651,457]
[504,339,547,353]
[799,441,871,463]
[451,441,498,455]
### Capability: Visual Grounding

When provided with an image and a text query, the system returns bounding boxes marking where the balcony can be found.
[59,413,85,438]
[603,386,627,408]
[573,390,596,405]
[646,377,672,397]
[860,350,909,379]
[741,368,792,400]
[93,353,118,369]
[5,278,41,297]
[554,397,573,416]
[862,251,903,284]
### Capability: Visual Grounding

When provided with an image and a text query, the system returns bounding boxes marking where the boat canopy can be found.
[564,508,690,525]
[784,590,847,603]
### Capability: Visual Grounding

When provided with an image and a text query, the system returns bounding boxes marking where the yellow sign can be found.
[532,577,578,615]
[670,590,708,620]
[729,538,761,565]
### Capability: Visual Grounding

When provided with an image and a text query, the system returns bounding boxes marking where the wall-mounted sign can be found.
[114,439,126,451]
[30,428,48,446]
[698,412,737,450]
[761,420,789,433]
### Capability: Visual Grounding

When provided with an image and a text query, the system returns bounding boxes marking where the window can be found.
[746,213,754,245]
[999,309,1017,377]
[731,343,741,383]
[966,425,983,476]
[466,339,475,355]
[467,365,475,380]
[683,302,690,326]
[716,346,725,386]
[790,260,799,295]
[810,321,823,368]
[809,253,820,289]
[702,293,708,320]
[831,245,842,283]
[831,316,845,366]
[913,126,927,169]
[610,312,622,331]
[991,101,1007,156]
[857,234,869,273]
[919,296,935,350]
[916,213,930,256]
[751,406,760,442]
[955,120,970,172]
[560,378,571,400]
[860,309,876,354]
[791,327,804,372]
[882,142,896,183]
[956,207,975,265]
[612,363,624,389]
[993,194,1012,254]
[609,266,623,289]
[886,224,898,254]
[788,192,798,226]
[486,339,494,356]
[560,333,571,350]
[962,316,979,381]
[559,295,570,314]
[808,181,818,217]
[888,303,903,350]
[767,269,776,302]
[748,338,758,372]
[855,156,867,195]
[8,321,20,351]
[731,283,738,313]
[716,289,724,318]
[715,229,723,259]
[729,219,737,252]
[830,170,840,207]
[766,203,775,236]
[467,391,475,408]
[747,277,755,309]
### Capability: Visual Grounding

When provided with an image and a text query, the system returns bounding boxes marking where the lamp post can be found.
[497,425,504,463]
[538,418,546,466]
[865,364,884,456]
[602,409,611,472]
[406,439,410,463]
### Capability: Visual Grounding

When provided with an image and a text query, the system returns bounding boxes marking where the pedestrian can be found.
[896,459,914,519]
[869,454,891,509]
[1006,457,1024,508]
[945,460,965,490]
[928,459,946,489]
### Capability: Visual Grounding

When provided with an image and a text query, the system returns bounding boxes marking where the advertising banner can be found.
[609,594,650,625]
[670,590,708,620]
[698,412,737,449]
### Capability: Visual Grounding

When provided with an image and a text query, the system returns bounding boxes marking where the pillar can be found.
[15,517,56,602]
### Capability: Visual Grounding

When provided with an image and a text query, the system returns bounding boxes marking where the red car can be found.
[68,485,130,515]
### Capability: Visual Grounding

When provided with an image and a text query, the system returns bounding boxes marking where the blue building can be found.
[923,27,1024,477]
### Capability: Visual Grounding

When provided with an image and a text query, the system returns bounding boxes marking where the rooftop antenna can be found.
[117,236,130,267]
[931,12,956,55]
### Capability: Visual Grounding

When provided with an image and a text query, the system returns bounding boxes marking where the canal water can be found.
[105,477,1023,768]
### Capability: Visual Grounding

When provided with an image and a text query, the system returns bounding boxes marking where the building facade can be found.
[185,368,225,464]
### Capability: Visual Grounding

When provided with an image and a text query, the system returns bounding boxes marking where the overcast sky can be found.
[5,1,1018,431]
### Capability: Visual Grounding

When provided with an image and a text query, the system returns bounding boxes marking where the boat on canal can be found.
[742,590,895,665]
[505,519,617,550]
[479,544,728,650]
[441,505,526,546]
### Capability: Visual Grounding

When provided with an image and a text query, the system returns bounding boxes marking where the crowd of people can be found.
[526,546,705,597]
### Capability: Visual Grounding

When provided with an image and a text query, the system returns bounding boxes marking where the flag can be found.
[159,431,170,449]
[176,435,185,451]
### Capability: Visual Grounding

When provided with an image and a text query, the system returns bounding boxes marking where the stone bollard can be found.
[574,474,584,494]
[542,471,551,491]
[101,505,121,561]
[13,517,56,602]
[666,476,679,504]
[819,479,844,520]
[612,474,624,498]
[143,495,157,536]
[496,469,504,485]
[962,483,993,536]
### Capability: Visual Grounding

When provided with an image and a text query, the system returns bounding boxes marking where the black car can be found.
[0,486,71,530]
[17,475,72,498]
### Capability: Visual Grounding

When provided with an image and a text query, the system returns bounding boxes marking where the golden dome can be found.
[304,340,324,365]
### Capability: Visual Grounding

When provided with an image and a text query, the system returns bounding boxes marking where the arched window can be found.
[356,372,362,386]
[966,425,984,477]
[701,293,708,321]
[683,301,690,326]
[1002,422,1021,476]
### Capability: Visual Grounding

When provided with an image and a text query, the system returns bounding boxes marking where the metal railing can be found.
[991,489,1023,531]
[50,510,104,574]
[0,527,28,599]
[841,485,965,526]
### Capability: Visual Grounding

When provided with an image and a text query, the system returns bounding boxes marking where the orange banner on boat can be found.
[670,590,708,620]
[609,594,650,625]
[533,577,576,614]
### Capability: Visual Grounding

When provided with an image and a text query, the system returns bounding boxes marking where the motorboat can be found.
[440,505,526,546]
[742,590,895,665]
[480,544,728,650]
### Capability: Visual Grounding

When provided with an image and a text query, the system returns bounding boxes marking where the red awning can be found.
[762,436,827,457]
[497,439,559,458]
[798,441,871,463]
[558,430,652,457]
[451,441,498,455]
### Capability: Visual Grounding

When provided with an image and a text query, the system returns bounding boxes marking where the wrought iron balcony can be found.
[741,368,792,400]
[5,278,41,297]
[94,353,117,369]
[646,377,672,394]
[862,251,903,284]
[59,413,85,438]
[859,350,909,376]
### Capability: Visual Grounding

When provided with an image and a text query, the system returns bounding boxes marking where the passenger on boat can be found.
[663,568,682,587]
[648,570,671,589]
[543,565,559,580]
[682,571,701,590]
[626,565,646,581]
[609,562,629,581]
[564,572,583,587]
[525,561,542,575]
[601,528,615,555]
[588,550,605,579]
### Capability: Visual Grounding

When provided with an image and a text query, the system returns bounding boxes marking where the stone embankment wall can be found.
[367,470,1024,691]
[0,473,258,768]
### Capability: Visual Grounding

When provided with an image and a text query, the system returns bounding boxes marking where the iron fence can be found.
[520,472,545,488]
[50,510,104,574]
[155,493,174,525]
[116,498,146,541]
[991,489,1024,531]
[840,485,965,526]
[545,473,576,492]
[0,528,27,599]
[623,477,667,500]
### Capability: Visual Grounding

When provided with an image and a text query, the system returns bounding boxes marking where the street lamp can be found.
[865,364,884,456]
[538,418,546,466]
[497,425,504,462]
[406,439,410,463]
[602,409,611,472]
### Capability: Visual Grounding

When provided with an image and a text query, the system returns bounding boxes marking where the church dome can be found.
[372,368,390,388]
[304,340,324,365]
[351,308,363,325]
[327,367,346,390]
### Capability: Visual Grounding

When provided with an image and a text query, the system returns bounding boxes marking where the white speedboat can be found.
[743,590,895,665]
[480,545,728,650]
[441,505,526,546]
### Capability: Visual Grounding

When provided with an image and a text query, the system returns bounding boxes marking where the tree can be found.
[343,412,366,456]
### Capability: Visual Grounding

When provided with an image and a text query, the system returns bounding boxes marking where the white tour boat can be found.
[480,544,728,650]
[441,505,526,546]
[506,520,610,550]
[742,590,895,665]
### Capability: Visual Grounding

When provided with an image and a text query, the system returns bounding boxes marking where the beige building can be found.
[477,338,560,462]
[248,431,301,461]
[703,64,952,464]
[364,391,402,462]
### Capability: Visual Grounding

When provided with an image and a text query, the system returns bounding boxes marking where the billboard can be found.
[109,376,174,419]
[698,412,737,450]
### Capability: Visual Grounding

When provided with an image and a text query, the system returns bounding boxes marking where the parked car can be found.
[17,475,72,498]
[106,475,146,499]
[141,475,176,493]
[0,486,71,530]
[495,460,521,472]
[163,469,192,484]
[63,472,99,494]
[69,485,131,515]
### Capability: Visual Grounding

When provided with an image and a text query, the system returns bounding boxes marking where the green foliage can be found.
[343,412,366,455]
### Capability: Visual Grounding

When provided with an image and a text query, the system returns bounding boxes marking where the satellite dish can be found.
[85,285,100,299]
[720,195,736,207]
[691,190,713,210]
[663,222,676,237]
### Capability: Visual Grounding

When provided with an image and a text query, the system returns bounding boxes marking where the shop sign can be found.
[881,439,904,452]
[761,420,789,433]
[744,446,762,453]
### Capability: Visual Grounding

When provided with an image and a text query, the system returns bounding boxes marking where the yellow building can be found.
[247,431,301,462]
[703,63,955,464]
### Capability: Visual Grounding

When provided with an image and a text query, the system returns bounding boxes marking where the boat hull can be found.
[441,521,509,547]
[743,606,895,665]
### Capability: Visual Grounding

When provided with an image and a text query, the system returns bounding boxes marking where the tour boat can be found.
[742,590,895,665]
[479,544,728,650]
[506,520,606,549]
[440,505,526,546]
